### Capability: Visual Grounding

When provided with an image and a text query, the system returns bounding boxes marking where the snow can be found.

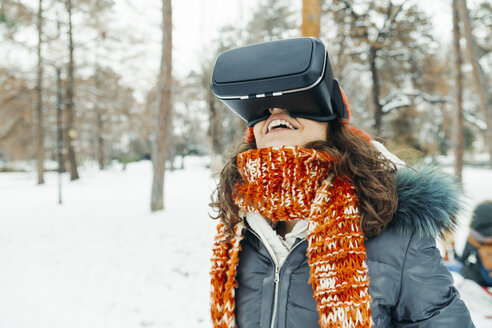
[0,158,218,328]
[382,98,412,113]
[1,158,491,327]
[463,111,488,131]
[452,272,492,328]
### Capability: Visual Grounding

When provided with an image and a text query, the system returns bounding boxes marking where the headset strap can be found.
[331,80,348,119]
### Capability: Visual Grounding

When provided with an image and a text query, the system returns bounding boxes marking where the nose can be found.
[269,108,288,115]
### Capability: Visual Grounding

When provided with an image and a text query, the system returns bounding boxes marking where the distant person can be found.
[457,201,492,287]
[208,38,474,327]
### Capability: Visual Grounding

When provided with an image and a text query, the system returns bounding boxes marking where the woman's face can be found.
[253,108,328,148]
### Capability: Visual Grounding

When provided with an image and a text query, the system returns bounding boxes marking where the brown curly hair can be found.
[210,118,399,238]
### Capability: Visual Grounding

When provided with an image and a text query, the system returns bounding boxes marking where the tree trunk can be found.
[369,46,383,136]
[95,61,104,170]
[207,90,223,174]
[35,0,45,184]
[94,24,106,170]
[452,0,464,182]
[97,111,104,169]
[56,67,63,204]
[65,0,79,180]
[150,0,172,212]
[457,0,492,168]
[302,0,320,37]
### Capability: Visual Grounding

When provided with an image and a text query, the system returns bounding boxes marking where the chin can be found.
[258,140,301,148]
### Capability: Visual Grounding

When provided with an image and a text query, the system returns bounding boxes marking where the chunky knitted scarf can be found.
[210,146,373,328]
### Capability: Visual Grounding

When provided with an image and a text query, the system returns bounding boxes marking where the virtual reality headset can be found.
[210,37,348,127]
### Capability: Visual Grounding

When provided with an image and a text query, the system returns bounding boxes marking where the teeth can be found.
[267,119,295,132]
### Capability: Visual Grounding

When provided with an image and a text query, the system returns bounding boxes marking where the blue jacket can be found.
[235,167,475,328]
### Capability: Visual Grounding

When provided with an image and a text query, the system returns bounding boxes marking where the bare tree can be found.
[325,1,442,138]
[35,0,44,184]
[458,0,492,168]
[453,0,465,182]
[1,0,143,170]
[0,71,34,160]
[93,26,106,170]
[204,68,224,173]
[94,55,104,169]
[328,0,406,135]
[151,0,172,211]
[87,0,114,170]
[65,0,79,180]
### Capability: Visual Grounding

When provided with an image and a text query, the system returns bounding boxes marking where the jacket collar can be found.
[388,166,462,238]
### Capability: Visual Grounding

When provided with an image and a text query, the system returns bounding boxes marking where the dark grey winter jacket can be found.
[235,167,475,328]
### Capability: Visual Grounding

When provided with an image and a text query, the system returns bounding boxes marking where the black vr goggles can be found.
[210,37,348,127]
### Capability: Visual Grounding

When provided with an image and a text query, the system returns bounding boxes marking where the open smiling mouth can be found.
[267,119,298,133]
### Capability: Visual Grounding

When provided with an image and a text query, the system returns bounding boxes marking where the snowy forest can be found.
[1,0,492,186]
[1,0,492,327]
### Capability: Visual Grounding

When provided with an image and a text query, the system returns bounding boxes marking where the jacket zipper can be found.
[247,228,307,328]
[270,266,281,328]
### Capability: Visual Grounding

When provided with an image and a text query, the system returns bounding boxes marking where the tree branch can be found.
[381,90,451,114]
[463,109,487,131]
[341,0,361,20]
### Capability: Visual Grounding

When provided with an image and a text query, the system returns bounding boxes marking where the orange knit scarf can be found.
[210,146,373,327]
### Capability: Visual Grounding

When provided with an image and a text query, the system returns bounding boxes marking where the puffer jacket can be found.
[457,201,492,287]
[235,167,475,328]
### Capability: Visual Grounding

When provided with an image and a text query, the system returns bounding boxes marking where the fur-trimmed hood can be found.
[388,166,463,238]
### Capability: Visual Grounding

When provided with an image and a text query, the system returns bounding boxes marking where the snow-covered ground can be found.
[0,158,491,328]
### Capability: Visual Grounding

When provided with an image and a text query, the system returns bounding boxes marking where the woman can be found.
[209,38,474,328]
